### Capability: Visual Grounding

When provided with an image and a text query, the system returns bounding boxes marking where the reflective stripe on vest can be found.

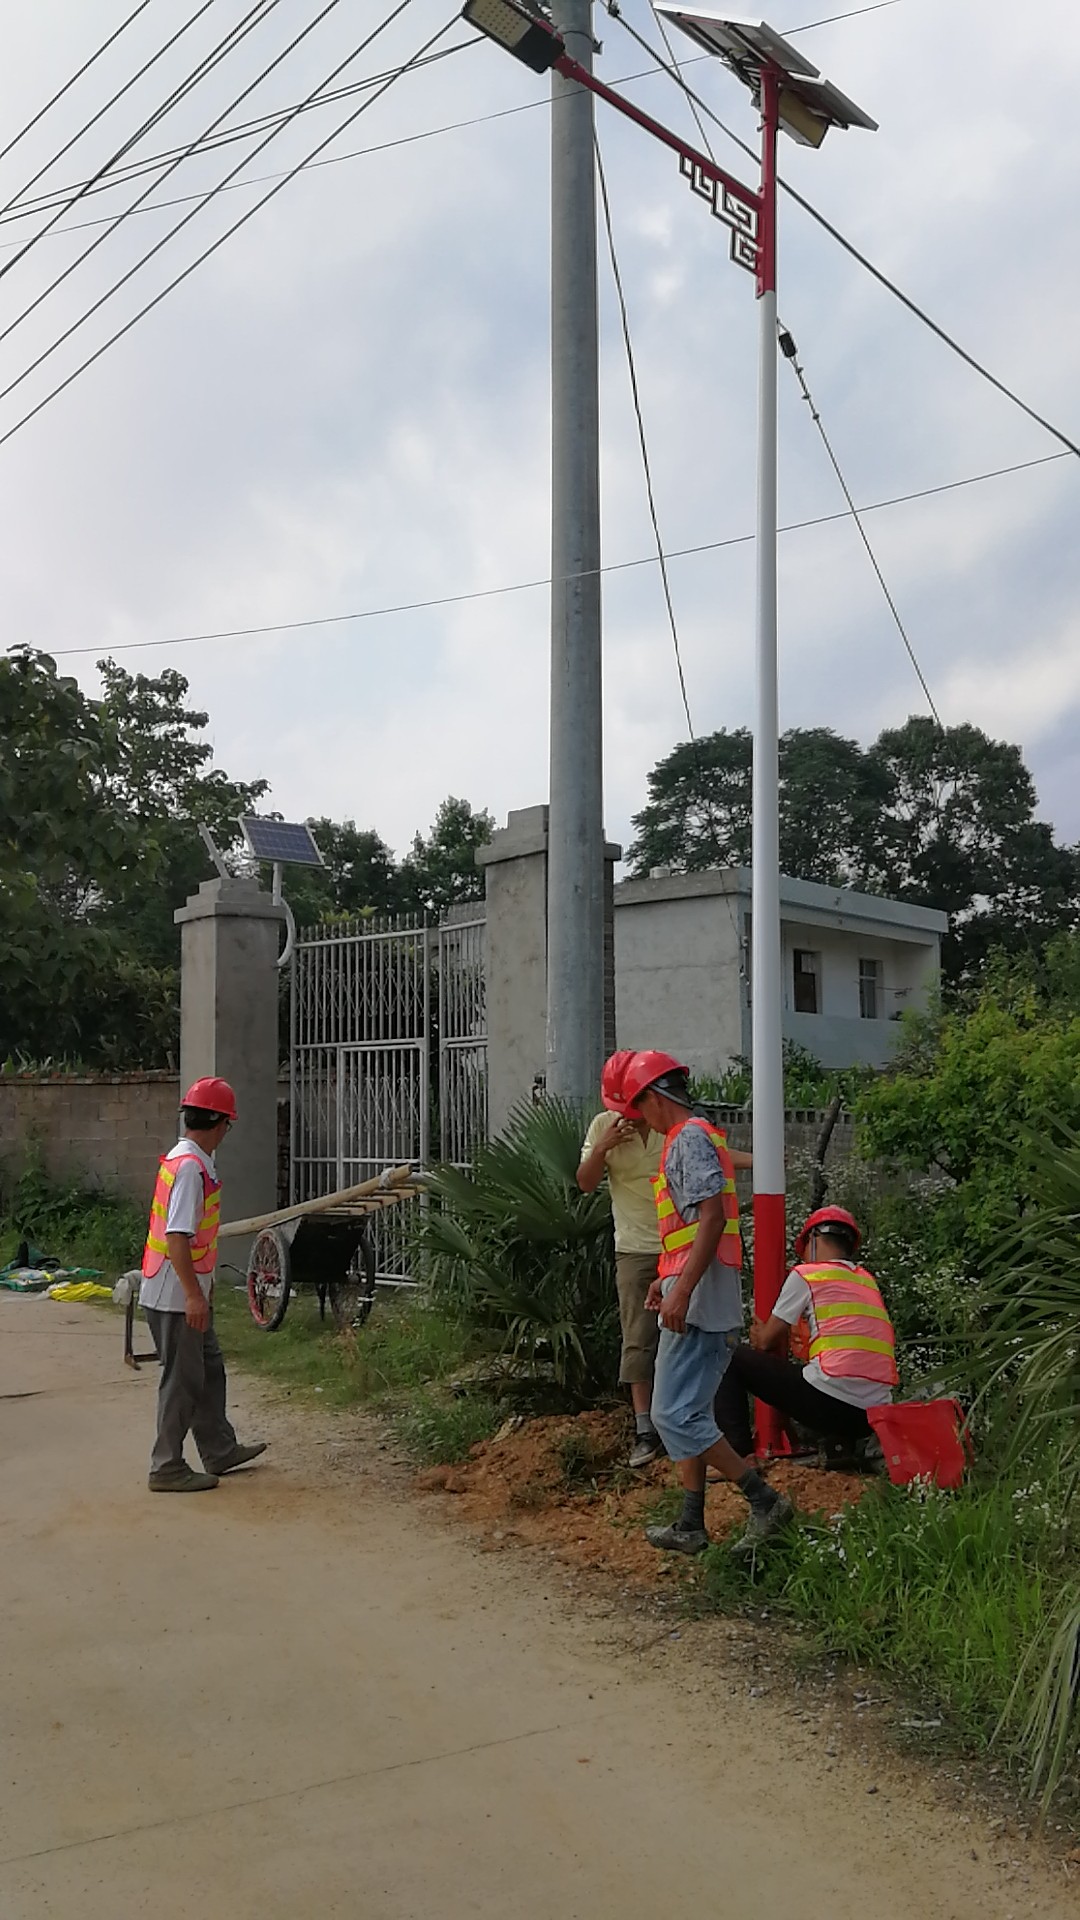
[142,1153,221,1280]
[798,1262,898,1386]
[651,1117,741,1277]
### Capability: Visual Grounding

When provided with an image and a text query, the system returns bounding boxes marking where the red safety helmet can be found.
[793,1205,861,1262]
[180,1076,238,1121]
[620,1049,692,1112]
[600,1050,640,1118]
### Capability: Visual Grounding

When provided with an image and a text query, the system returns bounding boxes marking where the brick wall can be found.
[0,1073,181,1208]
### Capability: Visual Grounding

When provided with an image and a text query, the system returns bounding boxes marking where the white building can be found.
[614,866,946,1074]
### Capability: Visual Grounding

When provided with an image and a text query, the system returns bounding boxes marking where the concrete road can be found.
[0,1295,1069,1919]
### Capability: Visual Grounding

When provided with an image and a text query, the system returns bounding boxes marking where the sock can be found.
[677,1488,706,1532]
[635,1411,657,1438]
[737,1467,779,1516]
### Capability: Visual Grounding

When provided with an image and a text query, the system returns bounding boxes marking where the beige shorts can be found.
[615,1251,661,1386]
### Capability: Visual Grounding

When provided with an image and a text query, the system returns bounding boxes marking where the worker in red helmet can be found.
[621,1053,794,1556]
[578,1051,666,1467]
[139,1077,266,1492]
[714,1205,897,1463]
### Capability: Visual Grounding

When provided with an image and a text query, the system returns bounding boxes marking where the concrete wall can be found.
[479,808,621,1133]
[176,877,284,1228]
[613,880,744,1074]
[617,866,946,1076]
[0,1073,181,1207]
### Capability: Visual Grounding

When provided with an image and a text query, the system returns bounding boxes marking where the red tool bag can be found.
[866,1398,973,1490]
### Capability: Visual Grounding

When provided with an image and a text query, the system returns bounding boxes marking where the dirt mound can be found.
[416,1409,870,1586]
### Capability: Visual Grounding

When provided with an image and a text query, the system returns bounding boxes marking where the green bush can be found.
[0,1157,143,1277]
[416,1097,619,1402]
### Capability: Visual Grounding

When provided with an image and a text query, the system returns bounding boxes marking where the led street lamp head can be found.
[462,0,564,72]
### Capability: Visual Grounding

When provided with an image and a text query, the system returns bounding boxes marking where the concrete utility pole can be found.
[545,0,605,1105]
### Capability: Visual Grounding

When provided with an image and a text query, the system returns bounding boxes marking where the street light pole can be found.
[750,65,786,1455]
[546,0,605,1104]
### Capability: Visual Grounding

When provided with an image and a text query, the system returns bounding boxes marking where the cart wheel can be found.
[328,1231,376,1332]
[247,1227,291,1331]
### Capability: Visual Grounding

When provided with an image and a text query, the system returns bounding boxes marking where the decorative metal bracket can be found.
[679,153,760,276]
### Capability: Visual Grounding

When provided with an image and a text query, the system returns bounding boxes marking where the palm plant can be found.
[416,1097,619,1402]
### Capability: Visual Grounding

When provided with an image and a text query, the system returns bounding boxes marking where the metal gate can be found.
[289,912,487,1281]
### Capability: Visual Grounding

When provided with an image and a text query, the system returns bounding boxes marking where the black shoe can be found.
[204,1442,267,1475]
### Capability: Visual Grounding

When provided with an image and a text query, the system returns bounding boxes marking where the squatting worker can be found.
[139,1077,266,1493]
[714,1206,897,1460]
[621,1050,794,1556]
[578,1052,665,1469]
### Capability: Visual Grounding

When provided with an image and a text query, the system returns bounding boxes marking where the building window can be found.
[859,956,880,1020]
[793,948,819,1014]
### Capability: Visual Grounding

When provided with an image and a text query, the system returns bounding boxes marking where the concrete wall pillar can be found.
[477,806,620,1137]
[175,878,284,1227]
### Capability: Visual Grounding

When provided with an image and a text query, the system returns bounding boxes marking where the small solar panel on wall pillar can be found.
[239,817,324,867]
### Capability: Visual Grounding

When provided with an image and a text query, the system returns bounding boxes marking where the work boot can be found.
[149,1465,219,1493]
[645,1521,709,1556]
[204,1442,267,1475]
[730,1492,794,1555]
[628,1432,665,1470]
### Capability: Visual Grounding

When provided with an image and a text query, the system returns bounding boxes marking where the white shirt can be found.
[772,1263,893,1411]
[139,1138,217,1313]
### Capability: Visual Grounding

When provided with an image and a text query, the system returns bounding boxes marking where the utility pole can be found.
[545,0,605,1104]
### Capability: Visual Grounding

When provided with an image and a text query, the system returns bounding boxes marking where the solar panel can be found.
[652,9,820,80]
[240,817,324,867]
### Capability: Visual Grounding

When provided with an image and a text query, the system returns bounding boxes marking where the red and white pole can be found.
[751,65,786,1455]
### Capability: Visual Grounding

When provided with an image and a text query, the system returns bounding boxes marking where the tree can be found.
[400,796,494,918]
[273,818,402,928]
[627,729,753,875]
[1,650,170,1063]
[94,661,267,971]
[866,718,1080,979]
[629,716,1080,983]
[1,650,266,1067]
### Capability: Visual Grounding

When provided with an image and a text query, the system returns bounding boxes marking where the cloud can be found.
[1,0,1078,872]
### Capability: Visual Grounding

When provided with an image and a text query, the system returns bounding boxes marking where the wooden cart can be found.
[219,1166,423,1332]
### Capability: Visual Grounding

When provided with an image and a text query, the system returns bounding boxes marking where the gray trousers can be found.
[144,1309,238,1476]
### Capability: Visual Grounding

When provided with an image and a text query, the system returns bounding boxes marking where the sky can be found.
[2,0,1079,870]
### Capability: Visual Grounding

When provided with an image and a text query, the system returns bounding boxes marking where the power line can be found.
[0,9,466,453]
[0,0,359,364]
[0,0,222,225]
[42,446,1074,660]
[0,0,290,327]
[778,322,942,724]
[0,45,478,237]
[595,134,692,737]
[0,0,416,412]
[0,0,156,168]
[0,0,898,241]
[604,6,1080,463]
[596,127,744,892]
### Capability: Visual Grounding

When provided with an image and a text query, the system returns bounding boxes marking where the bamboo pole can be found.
[218,1165,418,1239]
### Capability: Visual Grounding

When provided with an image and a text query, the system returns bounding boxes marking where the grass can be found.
[215,1283,504,1460]
[0,1163,144,1279]
[696,1469,1077,1786]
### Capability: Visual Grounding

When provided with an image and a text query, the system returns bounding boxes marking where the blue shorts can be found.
[650,1326,737,1461]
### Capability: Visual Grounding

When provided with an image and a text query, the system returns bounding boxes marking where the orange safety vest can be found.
[796,1262,898,1386]
[652,1117,742,1278]
[142,1151,221,1280]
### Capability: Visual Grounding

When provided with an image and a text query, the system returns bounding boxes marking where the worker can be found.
[620,1051,794,1556]
[713,1206,897,1461]
[139,1077,266,1493]
[578,1051,666,1468]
